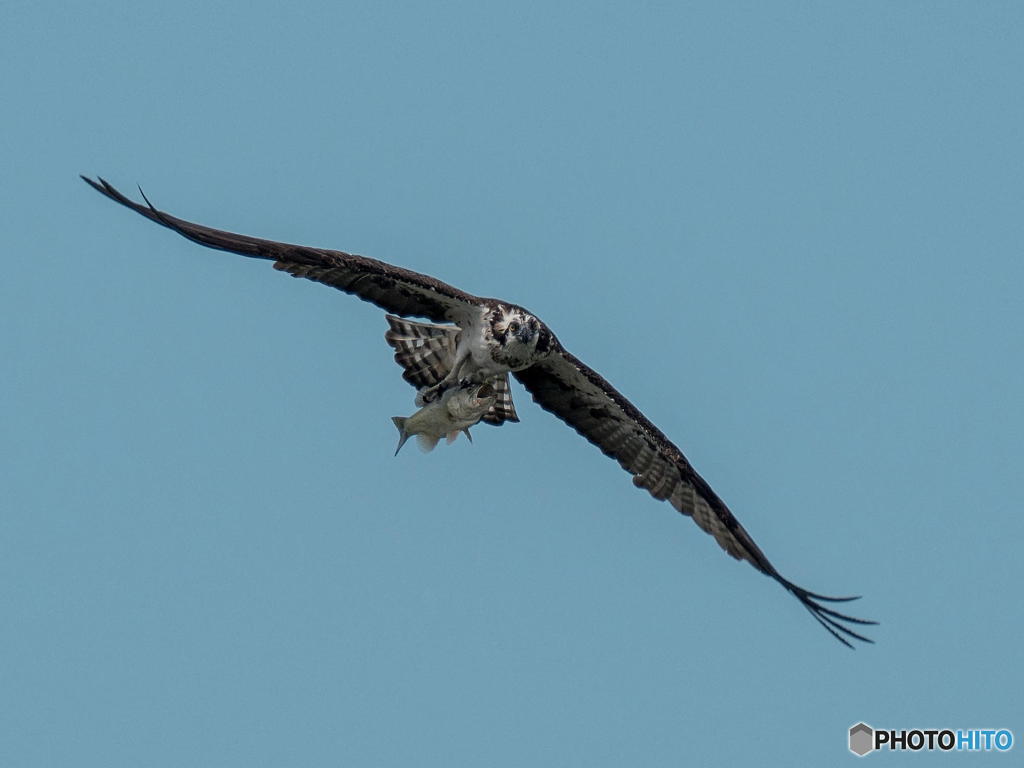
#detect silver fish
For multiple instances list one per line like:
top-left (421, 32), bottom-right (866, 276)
top-left (392, 382), bottom-right (496, 455)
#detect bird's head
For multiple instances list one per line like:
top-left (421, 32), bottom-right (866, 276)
top-left (488, 305), bottom-right (552, 364)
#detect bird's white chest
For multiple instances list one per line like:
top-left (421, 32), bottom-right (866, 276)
top-left (459, 312), bottom-right (508, 378)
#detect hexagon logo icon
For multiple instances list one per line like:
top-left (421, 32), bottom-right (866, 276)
top-left (849, 722), bottom-right (875, 756)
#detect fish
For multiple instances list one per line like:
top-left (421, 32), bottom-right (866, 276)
top-left (392, 382), bottom-right (497, 455)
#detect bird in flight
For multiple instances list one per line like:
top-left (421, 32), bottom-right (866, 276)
top-left (81, 175), bottom-right (876, 647)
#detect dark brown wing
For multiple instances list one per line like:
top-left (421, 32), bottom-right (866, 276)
top-left (514, 344), bottom-right (876, 647)
top-left (81, 176), bottom-right (482, 324)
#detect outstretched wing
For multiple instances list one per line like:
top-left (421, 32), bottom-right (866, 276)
top-left (81, 177), bottom-right (483, 324)
top-left (514, 343), bottom-right (876, 647)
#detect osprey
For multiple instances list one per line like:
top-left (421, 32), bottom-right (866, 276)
top-left (82, 176), bottom-right (876, 647)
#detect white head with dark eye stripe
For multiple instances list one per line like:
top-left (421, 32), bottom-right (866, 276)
top-left (488, 305), bottom-right (552, 366)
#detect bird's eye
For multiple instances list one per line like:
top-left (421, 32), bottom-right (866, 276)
top-left (508, 321), bottom-right (520, 334)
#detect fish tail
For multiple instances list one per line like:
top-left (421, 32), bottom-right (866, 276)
top-left (392, 416), bottom-right (410, 456)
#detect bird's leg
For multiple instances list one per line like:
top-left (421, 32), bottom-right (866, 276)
top-left (419, 347), bottom-right (470, 403)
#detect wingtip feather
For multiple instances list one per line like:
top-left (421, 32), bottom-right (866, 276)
top-left (778, 576), bottom-right (878, 647)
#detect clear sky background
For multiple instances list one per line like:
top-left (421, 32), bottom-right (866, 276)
top-left (3, 2), bottom-right (1022, 766)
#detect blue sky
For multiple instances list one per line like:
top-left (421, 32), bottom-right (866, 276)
top-left (3, 2), bottom-right (1022, 765)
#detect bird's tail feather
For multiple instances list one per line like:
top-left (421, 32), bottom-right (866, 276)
top-left (384, 315), bottom-right (458, 389)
